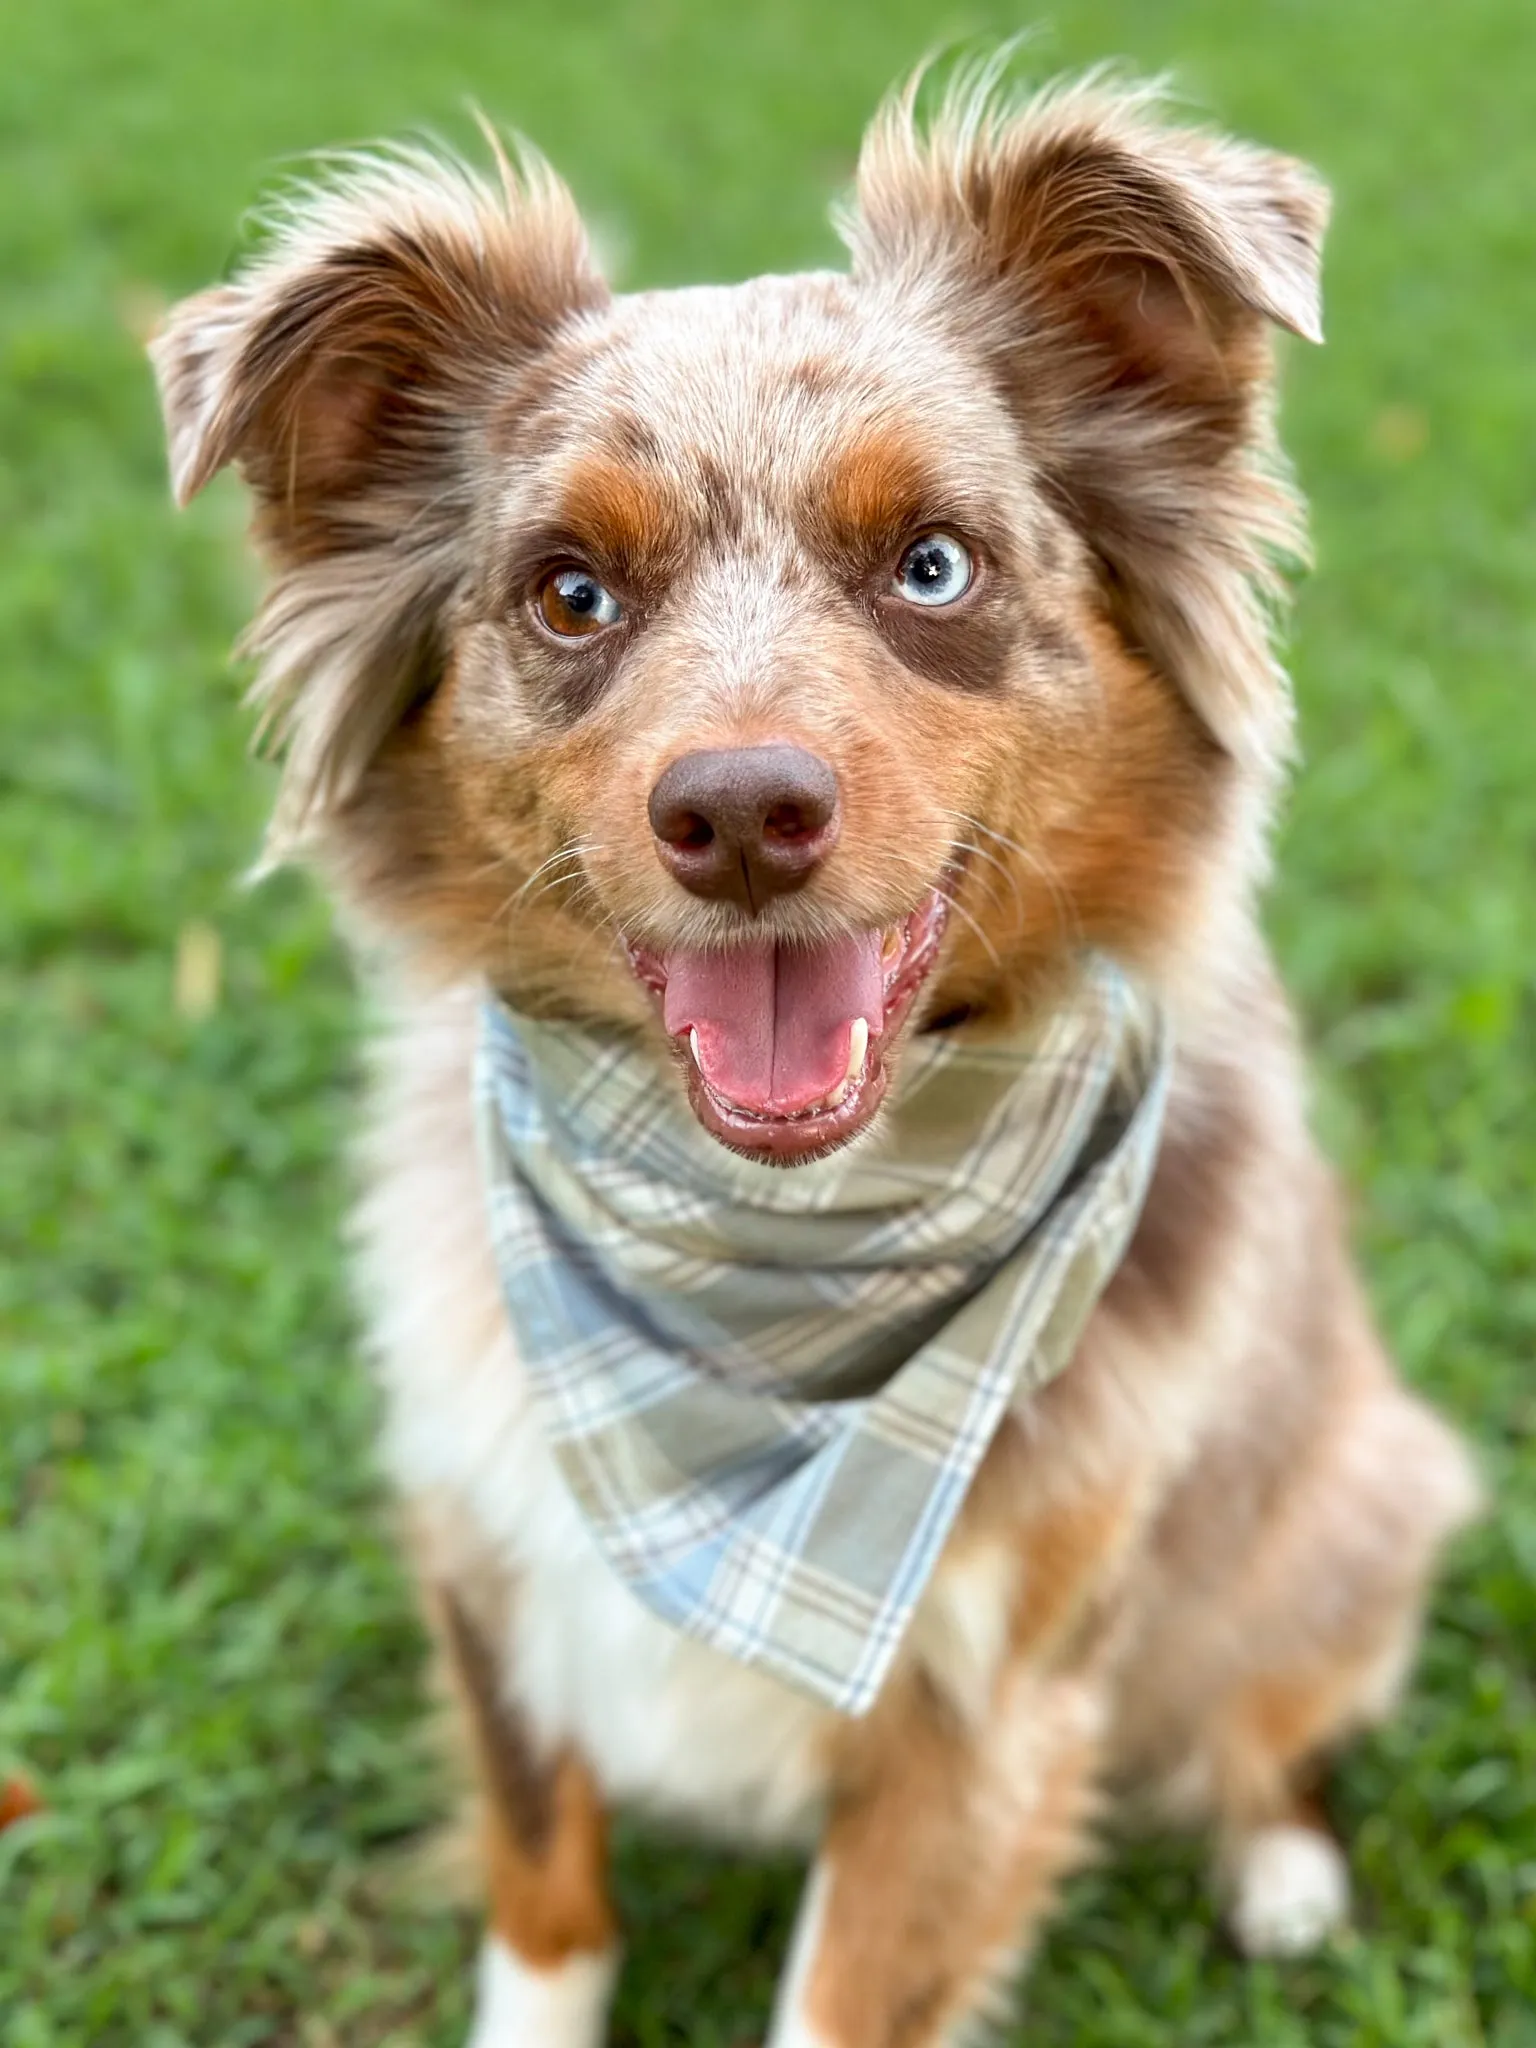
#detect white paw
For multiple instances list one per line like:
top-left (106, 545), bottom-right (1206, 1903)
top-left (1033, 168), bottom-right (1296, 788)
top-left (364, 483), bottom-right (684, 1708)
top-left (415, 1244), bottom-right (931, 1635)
top-left (1227, 1824), bottom-right (1350, 1959)
top-left (465, 1936), bottom-right (619, 2048)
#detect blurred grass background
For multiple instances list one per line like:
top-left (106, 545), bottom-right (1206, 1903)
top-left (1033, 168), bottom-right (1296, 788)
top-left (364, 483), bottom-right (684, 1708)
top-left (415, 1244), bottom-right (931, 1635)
top-left (2, 1), bottom-right (1533, 2042)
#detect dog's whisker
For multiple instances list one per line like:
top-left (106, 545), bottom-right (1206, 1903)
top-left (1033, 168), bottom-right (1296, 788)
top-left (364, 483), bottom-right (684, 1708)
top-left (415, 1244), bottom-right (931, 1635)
top-left (932, 808), bottom-right (1031, 940)
top-left (946, 807), bottom-right (1081, 950)
top-left (465, 849), bottom-right (526, 889)
top-left (937, 808), bottom-right (1024, 891)
top-left (989, 812), bottom-right (1083, 951)
top-left (946, 842), bottom-right (1017, 926)
top-left (945, 834), bottom-right (1025, 928)
top-left (882, 840), bottom-right (1007, 974)
top-left (933, 884), bottom-right (1004, 973)
top-left (953, 814), bottom-right (1032, 863)
top-left (489, 865), bottom-right (573, 926)
top-left (495, 842), bottom-right (598, 923)
top-left (536, 847), bottom-right (623, 934)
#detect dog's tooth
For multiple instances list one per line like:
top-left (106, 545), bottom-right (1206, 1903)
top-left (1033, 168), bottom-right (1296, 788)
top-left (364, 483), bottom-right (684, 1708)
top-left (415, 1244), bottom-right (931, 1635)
top-left (881, 925), bottom-right (903, 966)
top-left (689, 1027), bottom-right (702, 1068)
top-left (845, 1016), bottom-right (869, 1085)
top-left (827, 1019), bottom-right (869, 1108)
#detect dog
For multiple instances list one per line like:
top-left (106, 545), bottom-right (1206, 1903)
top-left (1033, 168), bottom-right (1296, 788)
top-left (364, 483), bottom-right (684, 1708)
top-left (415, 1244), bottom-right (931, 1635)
top-left (151, 65), bottom-right (1480, 2048)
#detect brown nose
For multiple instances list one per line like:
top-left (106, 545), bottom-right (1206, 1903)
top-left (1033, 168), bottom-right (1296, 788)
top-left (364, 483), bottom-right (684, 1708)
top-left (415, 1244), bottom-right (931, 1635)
top-left (648, 743), bottom-right (840, 914)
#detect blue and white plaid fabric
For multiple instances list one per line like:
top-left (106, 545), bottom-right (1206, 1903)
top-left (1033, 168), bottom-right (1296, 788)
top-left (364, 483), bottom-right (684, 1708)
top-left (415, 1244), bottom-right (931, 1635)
top-left (475, 955), bottom-right (1169, 1716)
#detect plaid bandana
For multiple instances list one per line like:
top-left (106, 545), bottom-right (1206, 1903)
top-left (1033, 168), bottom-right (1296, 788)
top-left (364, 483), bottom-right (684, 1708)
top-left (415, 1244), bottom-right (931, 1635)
top-left (475, 955), bottom-right (1169, 1716)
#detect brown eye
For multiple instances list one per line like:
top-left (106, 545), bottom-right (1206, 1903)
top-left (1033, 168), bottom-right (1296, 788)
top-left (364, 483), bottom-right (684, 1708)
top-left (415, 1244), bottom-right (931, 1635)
top-left (536, 566), bottom-right (623, 638)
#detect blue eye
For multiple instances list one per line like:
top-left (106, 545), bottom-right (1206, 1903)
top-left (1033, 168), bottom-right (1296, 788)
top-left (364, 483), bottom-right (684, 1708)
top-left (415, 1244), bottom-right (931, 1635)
top-left (893, 532), bottom-right (972, 608)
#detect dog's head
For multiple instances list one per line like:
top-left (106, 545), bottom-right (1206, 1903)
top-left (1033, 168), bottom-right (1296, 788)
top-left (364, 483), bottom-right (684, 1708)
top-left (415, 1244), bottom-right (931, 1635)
top-left (153, 76), bottom-right (1326, 1162)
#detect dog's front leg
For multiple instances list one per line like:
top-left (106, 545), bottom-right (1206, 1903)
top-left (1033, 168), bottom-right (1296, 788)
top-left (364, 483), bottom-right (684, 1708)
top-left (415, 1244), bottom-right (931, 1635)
top-left (768, 1667), bottom-right (1103, 2048)
top-left (437, 1586), bottom-right (620, 2048)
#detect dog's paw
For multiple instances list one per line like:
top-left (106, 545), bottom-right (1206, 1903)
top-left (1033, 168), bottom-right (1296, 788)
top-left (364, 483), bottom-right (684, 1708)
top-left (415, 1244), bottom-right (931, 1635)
top-left (464, 1938), bottom-right (619, 2048)
top-left (1226, 1824), bottom-right (1350, 1959)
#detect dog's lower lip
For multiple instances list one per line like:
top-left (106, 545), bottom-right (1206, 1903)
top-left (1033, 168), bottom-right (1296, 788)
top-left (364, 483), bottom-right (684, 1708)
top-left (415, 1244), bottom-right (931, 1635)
top-left (690, 1084), bottom-right (886, 1162)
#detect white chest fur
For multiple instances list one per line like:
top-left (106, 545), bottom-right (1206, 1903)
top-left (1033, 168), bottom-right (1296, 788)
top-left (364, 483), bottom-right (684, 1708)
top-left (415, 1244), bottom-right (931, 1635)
top-left (384, 1308), bottom-right (836, 1841)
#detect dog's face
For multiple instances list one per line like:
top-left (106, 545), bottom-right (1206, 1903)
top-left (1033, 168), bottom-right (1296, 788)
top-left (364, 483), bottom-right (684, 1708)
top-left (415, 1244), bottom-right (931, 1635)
top-left (153, 84), bottom-right (1326, 1161)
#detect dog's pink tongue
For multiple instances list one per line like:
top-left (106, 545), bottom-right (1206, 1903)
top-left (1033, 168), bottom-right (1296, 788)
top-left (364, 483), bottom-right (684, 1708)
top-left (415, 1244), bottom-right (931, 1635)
top-left (662, 934), bottom-right (885, 1115)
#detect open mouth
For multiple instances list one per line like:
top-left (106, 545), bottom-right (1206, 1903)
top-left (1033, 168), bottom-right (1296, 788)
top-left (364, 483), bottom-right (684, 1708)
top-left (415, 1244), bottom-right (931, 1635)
top-left (626, 885), bottom-right (952, 1163)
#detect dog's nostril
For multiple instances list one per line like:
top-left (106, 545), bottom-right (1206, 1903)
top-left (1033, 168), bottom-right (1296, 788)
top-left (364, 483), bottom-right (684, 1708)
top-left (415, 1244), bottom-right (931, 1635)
top-left (650, 801), bottom-right (717, 851)
top-left (763, 802), bottom-right (814, 843)
top-left (671, 811), bottom-right (715, 851)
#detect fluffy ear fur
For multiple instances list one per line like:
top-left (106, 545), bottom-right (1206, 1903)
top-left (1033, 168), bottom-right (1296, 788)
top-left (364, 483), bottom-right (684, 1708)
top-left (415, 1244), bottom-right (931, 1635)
top-left (843, 73), bottom-right (1329, 777)
top-left (150, 142), bottom-right (606, 845)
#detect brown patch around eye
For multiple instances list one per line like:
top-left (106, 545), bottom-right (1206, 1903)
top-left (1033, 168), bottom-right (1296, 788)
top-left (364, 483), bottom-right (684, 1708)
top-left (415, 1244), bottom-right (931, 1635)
top-left (872, 588), bottom-right (1017, 694)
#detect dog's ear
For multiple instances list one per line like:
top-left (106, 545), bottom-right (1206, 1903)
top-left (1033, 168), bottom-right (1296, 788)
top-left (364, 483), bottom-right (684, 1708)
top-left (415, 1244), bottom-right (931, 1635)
top-left (151, 143), bottom-right (605, 515)
top-left (843, 76), bottom-right (1329, 774)
top-left (150, 144), bottom-right (606, 841)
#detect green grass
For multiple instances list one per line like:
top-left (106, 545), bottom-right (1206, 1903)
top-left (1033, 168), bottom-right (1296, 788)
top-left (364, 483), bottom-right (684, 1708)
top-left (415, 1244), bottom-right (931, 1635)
top-left (2, 0), bottom-right (1533, 2041)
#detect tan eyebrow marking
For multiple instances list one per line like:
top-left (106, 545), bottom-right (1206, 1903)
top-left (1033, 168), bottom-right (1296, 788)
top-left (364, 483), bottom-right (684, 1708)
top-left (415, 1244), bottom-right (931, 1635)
top-left (814, 424), bottom-right (941, 561)
top-left (556, 455), bottom-right (688, 579)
